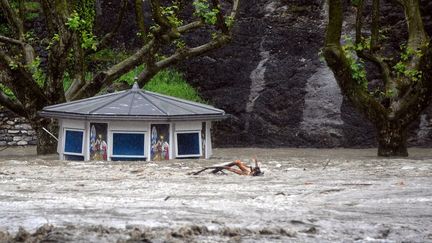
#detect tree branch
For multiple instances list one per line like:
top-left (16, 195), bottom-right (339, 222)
top-left (354, 0), bottom-right (364, 45)
top-left (0, 50), bottom-right (49, 103)
top-left (0, 34), bottom-right (24, 45)
top-left (177, 21), bottom-right (203, 33)
top-left (0, 90), bottom-right (27, 117)
top-left (211, 0), bottom-right (229, 33)
top-left (324, 0), bottom-right (386, 124)
top-left (0, 0), bottom-right (25, 40)
top-left (400, 0), bottom-right (428, 50)
top-left (229, 0), bottom-right (240, 19)
top-left (325, 0), bottom-right (343, 47)
top-left (134, 0), bottom-right (148, 42)
top-left (70, 39), bottom-right (155, 100)
top-left (137, 34), bottom-right (230, 86)
top-left (392, 40), bottom-right (432, 123)
top-left (370, 0), bottom-right (380, 51)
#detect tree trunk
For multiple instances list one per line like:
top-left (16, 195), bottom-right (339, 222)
top-left (32, 119), bottom-right (58, 155)
top-left (377, 122), bottom-right (408, 157)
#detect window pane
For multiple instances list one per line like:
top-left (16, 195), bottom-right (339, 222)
top-left (177, 133), bottom-right (200, 156)
top-left (65, 130), bottom-right (83, 154)
top-left (113, 133), bottom-right (145, 156)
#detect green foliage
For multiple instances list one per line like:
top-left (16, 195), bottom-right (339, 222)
top-left (8, 60), bottom-right (18, 70)
top-left (24, 12), bottom-right (38, 21)
top-left (0, 23), bottom-right (11, 36)
top-left (117, 65), bottom-right (144, 85)
top-left (63, 72), bottom-right (93, 92)
top-left (224, 16), bottom-right (234, 28)
top-left (24, 1), bottom-right (40, 11)
top-left (27, 57), bottom-right (45, 87)
top-left (393, 44), bottom-right (423, 82)
top-left (193, 0), bottom-right (219, 25)
top-left (174, 39), bottom-right (186, 49)
top-left (66, 10), bottom-right (97, 50)
top-left (66, 11), bottom-right (81, 30)
top-left (71, 0), bottom-right (95, 31)
top-left (24, 31), bottom-right (37, 42)
top-left (115, 66), bottom-right (204, 103)
top-left (341, 36), bottom-right (368, 90)
top-left (161, 3), bottom-right (183, 27)
top-left (62, 72), bottom-right (73, 92)
top-left (145, 69), bottom-right (205, 103)
top-left (46, 33), bottom-right (60, 50)
top-left (0, 84), bottom-right (14, 99)
top-left (351, 0), bottom-right (362, 7)
top-left (88, 48), bottom-right (129, 63)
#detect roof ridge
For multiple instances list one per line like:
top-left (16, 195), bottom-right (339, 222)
top-left (88, 90), bottom-right (132, 114)
top-left (127, 92), bottom-right (136, 115)
top-left (137, 90), bottom-right (168, 115)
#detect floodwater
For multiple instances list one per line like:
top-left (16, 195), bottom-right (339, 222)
top-left (0, 147), bottom-right (431, 242)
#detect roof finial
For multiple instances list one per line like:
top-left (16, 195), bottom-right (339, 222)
top-left (132, 81), bottom-right (140, 90)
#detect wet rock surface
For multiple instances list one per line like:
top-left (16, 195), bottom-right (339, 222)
top-left (0, 147), bottom-right (431, 242)
top-left (180, 0), bottom-right (432, 148)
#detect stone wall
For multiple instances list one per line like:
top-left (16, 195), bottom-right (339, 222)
top-left (0, 109), bottom-right (37, 146)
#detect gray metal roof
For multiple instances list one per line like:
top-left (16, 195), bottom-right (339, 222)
top-left (39, 83), bottom-right (226, 121)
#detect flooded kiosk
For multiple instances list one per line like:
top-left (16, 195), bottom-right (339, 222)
top-left (39, 83), bottom-right (225, 161)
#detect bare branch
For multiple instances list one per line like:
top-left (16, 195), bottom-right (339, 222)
top-left (229, 0), bottom-right (239, 19)
top-left (177, 21), bottom-right (203, 33)
top-left (0, 34), bottom-right (24, 46)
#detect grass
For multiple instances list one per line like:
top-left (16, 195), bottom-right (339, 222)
top-left (116, 65), bottom-right (205, 103)
top-left (145, 69), bottom-right (205, 103)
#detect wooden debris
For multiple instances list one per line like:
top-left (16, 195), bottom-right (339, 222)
top-left (192, 158), bottom-right (263, 176)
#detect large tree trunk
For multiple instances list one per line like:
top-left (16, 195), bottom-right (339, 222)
top-left (377, 122), bottom-right (408, 157)
top-left (31, 119), bottom-right (58, 155)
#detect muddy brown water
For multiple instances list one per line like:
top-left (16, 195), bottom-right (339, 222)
top-left (0, 147), bottom-right (431, 242)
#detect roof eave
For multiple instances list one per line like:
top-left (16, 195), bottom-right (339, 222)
top-left (38, 111), bottom-right (228, 121)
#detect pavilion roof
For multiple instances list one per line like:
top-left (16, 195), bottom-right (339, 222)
top-left (39, 83), bottom-right (226, 121)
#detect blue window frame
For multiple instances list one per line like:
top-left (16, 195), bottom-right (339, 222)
top-left (64, 130), bottom-right (84, 154)
top-left (176, 132), bottom-right (201, 157)
top-left (112, 132), bottom-right (145, 157)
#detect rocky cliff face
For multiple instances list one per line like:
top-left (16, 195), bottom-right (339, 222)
top-left (91, 0), bottom-right (432, 148)
top-left (181, 0), bottom-right (432, 148)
